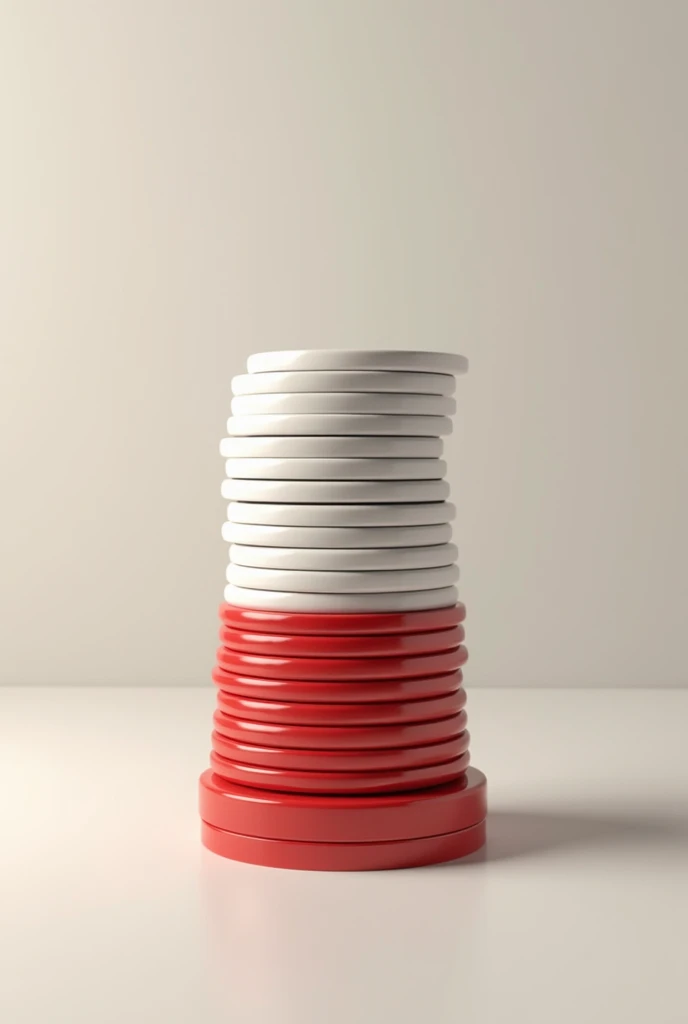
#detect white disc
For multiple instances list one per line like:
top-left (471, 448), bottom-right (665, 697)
top-left (220, 435), bottom-right (443, 458)
top-left (231, 370), bottom-right (456, 396)
top-left (229, 543), bottom-right (458, 571)
top-left (221, 522), bottom-right (453, 548)
top-left (231, 392), bottom-right (455, 416)
top-left (246, 350), bottom-right (468, 375)
top-left (227, 502), bottom-right (456, 527)
top-left (226, 564), bottom-right (460, 593)
top-left (224, 584), bottom-right (459, 613)
top-left (227, 414), bottom-right (452, 437)
top-left (224, 457), bottom-right (446, 481)
top-left (221, 479), bottom-right (450, 504)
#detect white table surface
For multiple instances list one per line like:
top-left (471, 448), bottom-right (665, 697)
top-left (1, 687), bottom-right (686, 1024)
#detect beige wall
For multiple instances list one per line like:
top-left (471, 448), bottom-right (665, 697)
top-left (1, 1), bottom-right (686, 686)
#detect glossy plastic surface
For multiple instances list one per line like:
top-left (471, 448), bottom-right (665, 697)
top-left (218, 623), bottom-right (465, 656)
top-left (224, 457), bottom-right (447, 481)
top-left (215, 688), bottom-right (466, 725)
top-left (219, 602), bottom-right (466, 635)
top-left (211, 666), bottom-right (465, 703)
top-left (220, 435), bottom-right (444, 459)
top-left (245, 349), bottom-right (469, 375)
top-left (227, 501), bottom-right (456, 527)
top-left (221, 478), bottom-right (450, 505)
top-left (215, 646), bottom-right (468, 680)
top-left (224, 584), bottom-right (459, 613)
top-left (227, 414), bottom-right (452, 437)
top-left (227, 543), bottom-right (458, 572)
top-left (221, 522), bottom-right (454, 548)
top-left (230, 369), bottom-right (457, 396)
top-left (231, 392), bottom-right (456, 416)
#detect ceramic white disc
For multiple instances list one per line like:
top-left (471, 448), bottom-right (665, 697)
top-left (227, 414), bottom-right (452, 437)
top-left (231, 370), bottom-right (456, 396)
top-left (231, 392), bottom-right (455, 417)
top-left (227, 502), bottom-right (456, 527)
top-left (221, 479), bottom-right (450, 504)
top-left (224, 457), bottom-right (446, 481)
top-left (221, 522), bottom-right (453, 548)
top-left (224, 584), bottom-right (459, 613)
top-left (226, 564), bottom-right (460, 593)
top-left (228, 543), bottom-right (458, 571)
top-left (220, 436), bottom-right (443, 458)
top-left (246, 350), bottom-right (468, 375)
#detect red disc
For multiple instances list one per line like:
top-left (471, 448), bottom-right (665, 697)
top-left (199, 766), bottom-right (487, 841)
top-left (219, 624), bottom-right (465, 657)
top-left (212, 666), bottom-right (464, 703)
top-left (215, 647), bottom-right (468, 680)
top-left (201, 819), bottom-right (486, 870)
top-left (215, 688), bottom-right (466, 725)
top-left (211, 730), bottom-right (469, 771)
top-left (219, 603), bottom-right (466, 635)
top-left (213, 708), bottom-right (467, 750)
top-left (209, 749), bottom-right (468, 794)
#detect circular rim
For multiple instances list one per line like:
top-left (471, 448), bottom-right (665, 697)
top-left (221, 478), bottom-right (451, 505)
top-left (227, 414), bottom-right (453, 437)
top-left (227, 502), bottom-right (456, 528)
top-left (199, 765), bottom-right (486, 841)
top-left (215, 688), bottom-right (466, 726)
top-left (226, 564), bottom-right (460, 594)
top-left (212, 666), bottom-right (465, 703)
top-left (215, 646), bottom-right (468, 681)
top-left (219, 602), bottom-right (465, 634)
top-left (221, 522), bottom-right (454, 549)
top-left (212, 709), bottom-right (467, 750)
top-left (231, 392), bottom-right (456, 417)
top-left (200, 819), bottom-right (486, 870)
top-left (220, 435), bottom-right (444, 458)
top-left (211, 730), bottom-right (469, 771)
top-left (224, 457), bottom-right (447, 481)
top-left (218, 623), bottom-right (465, 656)
top-left (246, 350), bottom-right (469, 375)
top-left (208, 750), bottom-right (468, 794)
top-left (231, 369), bottom-right (457, 397)
top-left (227, 543), bottom-right (458, 572)
top-left (224, 585), bottom-right (459, 612)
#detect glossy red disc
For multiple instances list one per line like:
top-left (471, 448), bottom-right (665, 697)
top-left (215, 688), bottom-right (466, 725)
top-left (212, 708), bottom-right (467, 750)
top-left (211, 730), bottom-right (469, 771)
top-left (212, 666), bottom-right (464, 703)
top-left (219, 603), bottom-right (466, 635)
top-left (218, 624), bottom-right (465, 657)
top-left (209, 750), bottom-right (468, 794)
top-left (199, 766), bottom-right (487, 841)
top-left (215, 646), bottom-right (468, 681)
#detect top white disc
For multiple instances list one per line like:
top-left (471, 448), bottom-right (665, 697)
top-left (246, 350), bottom-right (468, 375)
top-left (231, 370), bottom-right (456, 396)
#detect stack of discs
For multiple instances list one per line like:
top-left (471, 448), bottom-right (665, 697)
top-left (200, 350), bottom-right (487, 870)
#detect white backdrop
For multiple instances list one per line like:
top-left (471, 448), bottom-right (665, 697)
top-left (1, 1), bottom-right (686, 686)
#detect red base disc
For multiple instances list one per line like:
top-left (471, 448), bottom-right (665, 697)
top-left (212, 731), bottom-right (469, 771)
top-left (209, 749), bottom-right (468, 794)
top-left (215, 688), bottom-right (466, 726)
top-left (212, 708), bottom-right (467, 750)
top-left (215, 646), bottom-right (468, 680)
top-left (219, 603), bottom-right (466, 635)
top-left (201, 818), bottom-right (486, 870)
top-left (199, 766), bottom-right (486, 841)
top-left (212, 666), bottom-right (464, 703)
top-left (219, 624), bottom-right (465, 657)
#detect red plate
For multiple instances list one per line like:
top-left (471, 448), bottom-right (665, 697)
top-left (201, 819), bottom-right (486, 870)
top-left (215, 688), bottom-right (466, 725)
top-left (215, 647), bottom-right (468, 680)
top-left (219, 603), bottom-right (466, 635)
top-left (212, 708), bottom-right (467, 749)
top-left (199, 766), bottom-right (487, 841)
top-left (209, 750), bottom-right (469, 794)
top-left (212, 666), bottom-right (464, 703)
top-left (219, 624), bottom-right (465, 657)
top-left (211, 730), bottom-right (470, 771)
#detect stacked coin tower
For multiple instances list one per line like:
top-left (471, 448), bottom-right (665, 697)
top-left (199, 350), bottom-right (487, 870)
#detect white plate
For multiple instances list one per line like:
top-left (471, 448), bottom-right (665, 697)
top-left (220, 436), bottom-right (443, 458)
top-left (221, 522), bottom-right (453, 548)
top-left (227, 414), bottom-right (452, 437)
top-left (231, 392), bottom-right (455, 417)
top-left (227, 502), bottom-right (456, 527)
top-left (221, 479), bottom-right (450, 504)
top-left (231, 370), bottom-right (456, 396)
top-left (228, 543), bottom-right (458, 571)
top-left (246, 350), bottom-right (468, 375)
top-left (224, 457), bottom-right (446, 481)
top-left (226, 564), bottom-right (460, 593)
top-left (224, 584), bottom-right (459, 612)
